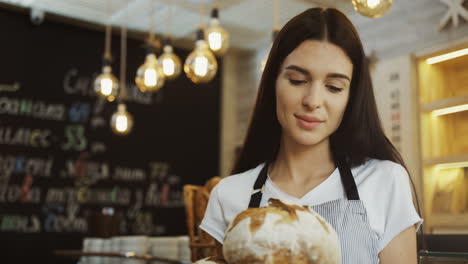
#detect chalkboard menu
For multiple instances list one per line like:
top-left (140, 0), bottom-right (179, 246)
top-left (0, 6), bottom-right (220, 263)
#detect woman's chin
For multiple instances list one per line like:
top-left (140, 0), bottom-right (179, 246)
top-left (288, 133), bottom-right (327, 147)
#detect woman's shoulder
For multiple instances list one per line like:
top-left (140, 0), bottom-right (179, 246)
top-left (353, 158), bottom-right (408, 186)
top-left (357, 158), bottom-right (405, 171)
top-left (208, 163), bottom-right (266, 214)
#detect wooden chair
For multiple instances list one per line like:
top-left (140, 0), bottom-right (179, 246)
top-left (183, 177), bottom-right (222, 262)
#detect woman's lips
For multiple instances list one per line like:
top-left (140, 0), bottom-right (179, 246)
top-left (295, 115), bottom-right (324, 130)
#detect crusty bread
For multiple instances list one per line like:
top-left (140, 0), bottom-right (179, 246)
top-left (223, 198), bottom-right (341, 264)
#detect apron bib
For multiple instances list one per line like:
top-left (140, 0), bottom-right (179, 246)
top-left (247, 159), bottom-right (380, 264)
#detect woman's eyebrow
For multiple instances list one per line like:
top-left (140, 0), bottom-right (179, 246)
top-left (285, 65), bottom-right (310, 77)
top-left (327, 73), bottom-right (351, 81)
top-left (285, 65), bottom-right (350, 81)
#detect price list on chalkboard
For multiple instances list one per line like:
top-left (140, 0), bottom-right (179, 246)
top-left (0, 59), bottom-right (197, 234)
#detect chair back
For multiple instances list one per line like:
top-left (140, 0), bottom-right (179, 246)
top-left (183, 177), bottom-right (221, 262)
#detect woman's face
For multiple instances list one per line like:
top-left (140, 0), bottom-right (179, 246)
top-left (275, 40), bottom-right (353, 147)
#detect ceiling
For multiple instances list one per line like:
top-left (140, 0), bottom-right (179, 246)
top-left (3, 0), bottom-right (466, 59)
top-left (0, 0), bottom-right (354, 50)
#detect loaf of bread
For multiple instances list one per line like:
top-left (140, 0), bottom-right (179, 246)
top-left (222, 198), bottom-right (341, 264)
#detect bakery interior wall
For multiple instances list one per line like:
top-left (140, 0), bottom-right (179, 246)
top-left (0, 3), bottom-right (224, 263)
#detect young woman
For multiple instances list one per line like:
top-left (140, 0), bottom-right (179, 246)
top-left (200, 7), bottom-right (422, 263)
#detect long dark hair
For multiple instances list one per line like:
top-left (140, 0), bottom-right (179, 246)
top-left (232, 7), bottom-right (405, 174)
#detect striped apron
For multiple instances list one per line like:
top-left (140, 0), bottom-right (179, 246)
top-left (248, 159), bottom-right (380, 264)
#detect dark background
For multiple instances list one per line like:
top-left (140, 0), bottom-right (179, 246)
top-left (0, 5), bottom-right (221, 264)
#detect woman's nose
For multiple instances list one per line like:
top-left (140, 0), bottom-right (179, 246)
top-left (301, 82), bottom-right (323, 110)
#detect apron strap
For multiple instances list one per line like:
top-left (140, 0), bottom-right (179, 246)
top-left (248, 158), bottom-right (360, 208)
top-left (248, 162), bottom-right (269, 208)
top-left (337, 158), bottom-right (360, 200)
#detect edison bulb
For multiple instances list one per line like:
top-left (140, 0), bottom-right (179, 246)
top-left (135, 53), bottom-right (165, 92)
top-left (184, 40), bottom-right (218, 83)
top-left (352, 0), bottom-right (393, 18)
top-left (94, 66), bottom-right (119, 102)
top-left (205, 18), bottom-right (229, 56)
top-left (111, 103), bottom-right (133, 135)
top-left (158, 45), bottom-right (182, 80)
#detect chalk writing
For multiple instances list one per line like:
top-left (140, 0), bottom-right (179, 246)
top-left (64, 159), bottom-right (109, 182)
top-left (127, 190), bottom-right (143, 219)
top-left (0, 97), bottom-right (65, 121)
top-left (113, 167), bottom-right (146, 181)
top-left (133, 211), bottom-right (156, 234)
top-left (0, 155), bottom-right (53, 177)
top-left (90, 141), bottom-right (106, 153)
top-left (62, 125), bottom-right (87, 151)
top-left (63, 68), bottom-right (152, 105)
top-left (45, 187), bottom-right (131, 205)
top-left (145, 183), bottom-right (160, 207)
top-left (0, 184), bottom-right (41, 203)
top-left (149, 162), bottom-right (169, 181)
top-left (68, 103), bottom-right (91, 123)
top-left (42, 204), bottom-right (87, 233)
top-left (0, 127), bottom-right (51, 148)
top-left (0, 82), bottom-right (20, 92)
top-left (0, 214), bottom-right (41, 232)
top-left (90, 116), bottom-right (106, 128)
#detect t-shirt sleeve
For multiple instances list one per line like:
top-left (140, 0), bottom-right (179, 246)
top-left (199, 183), bottom-right (227, 244)
top-left (378, 164), bottom-right (423, 252)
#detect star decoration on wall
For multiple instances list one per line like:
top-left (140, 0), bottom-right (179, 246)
top-left (438, 0), bottom-right (468, 30)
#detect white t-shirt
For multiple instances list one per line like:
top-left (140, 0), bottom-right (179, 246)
top-left (200, 158), bottom-right (423, 252)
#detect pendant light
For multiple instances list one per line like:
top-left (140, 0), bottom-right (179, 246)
top-left (205, 1), bottom-right (229, 56)
top-left (135, 0), bottom-right (165, 92)
top-left (94, 0), bottom-right (119, 102)
top-left (184, 3), bottom-right (217, 83)
top-left (351, 0), bottom-right (393, 18)
top-left (184, 28), bottom-right (218, 83)
top-left (159, 38), bottom-right (182, 80)
top-left (111, 103), bottom-right (133, 135)
top-left (158, 1), bottom-right (182, 80)
top-left (111, 14), bottom-right (133, 136)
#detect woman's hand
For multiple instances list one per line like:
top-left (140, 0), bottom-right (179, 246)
top-left (379, 225), bottom-right (418, 264)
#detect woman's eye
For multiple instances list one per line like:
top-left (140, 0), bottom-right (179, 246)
top-left (288, 79), bottom-right (307, 85)
top-left (327, 85), bottom-right (344, 93)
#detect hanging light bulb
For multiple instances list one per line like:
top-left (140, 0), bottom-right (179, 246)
top-left (352, 0), bottom-right (393, 18)
top-left (111, 103), bottom-right (133, 135)
top-left (205, 8), bottom-right (229, 56)
top-left (184, 29), bottom-right (218, 83)
top-left (135, 0), bottom-right (165, 92)
top-left (135, 49), bottom-right (165, 92)
top-left (94, 64), bottom-right (119, 102)
top-left (112, 6), bottom-right (134, 136)
top-left (94, 2), bottom-right (118, 102)
top-left (158, 38), bottom-right (182, 80)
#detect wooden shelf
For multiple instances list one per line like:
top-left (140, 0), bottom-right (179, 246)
top-left (417, 45), bottom-right (468, 234)
top-left (429, 214), bottom-right (468, 227)
top-left (423, 153), bottom-right (468, 166)
top-left (421, 95), bottom-right (468, 112)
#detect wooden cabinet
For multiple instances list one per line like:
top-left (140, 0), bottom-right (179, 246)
top-left (417, 45), bottom-right (468, 233)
